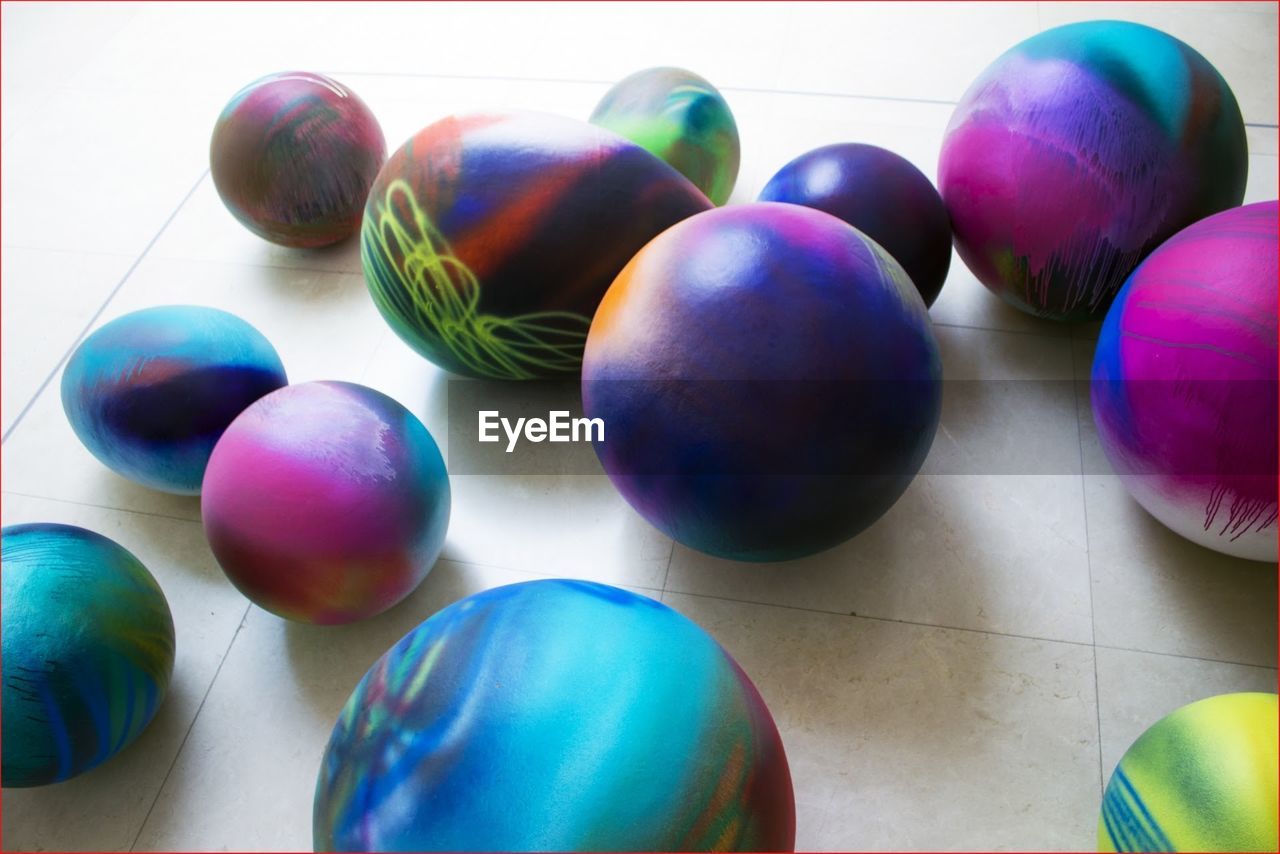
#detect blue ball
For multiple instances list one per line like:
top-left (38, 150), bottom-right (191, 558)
top-left (61, 305), bottom-right (287, 494)
top-left (2, 523), bottom-right (175, 787)
top-left (313, 579), bottom-right (796, 851)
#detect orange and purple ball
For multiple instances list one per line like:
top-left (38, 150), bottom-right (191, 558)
top-left (759, 143), bottom-right (952, 307)
top-left (1091, 201), bottom-right (1278, 562)
top-left (314, 579), bottom-right (795, 852)
top-left (211, 71), bottom-right (386, 248)
top-left (61, 305), bottom-right (288, 495)
top-left (361, 111), bottom-right (712, 379)
top-left (939, 21), bottom-right (1247, 321)
top-left (583, 203), bottom-right (942, 562)
top-left (201, 381), bottom-right (450, 624)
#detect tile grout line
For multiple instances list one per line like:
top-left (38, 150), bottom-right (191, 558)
top-left (1, 489), bottom-right (200, 525)
top-left (664, 587), bottom-right (1099, 649)
top-left (128, 601), bottom-right (252, 853)
top-left (1, 169), bottom-right (210, 446)
top-left (660, 540), bottom-right (676, 593)
top-left (1071, 336), bottom-right (1107, 796)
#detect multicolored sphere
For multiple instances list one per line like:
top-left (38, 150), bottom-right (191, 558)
top-left (758, 143), bottom-right (952, 307)
top-left (1091, 201), bottom-right (1278, 562)
top-left (939, 21), bottom-right (1247, 321)
top-left (313, 579), bottom-right (795, 852)
top-left (361, 111), bottom-right (713, 380)
top-left (61, 305), bottom-right (288, 495)
top-left (1100, 692), bottom-right (1278, 852)
top-left (582, 203), bottom-right (942, 562)
top-left (211, 71), bottom-right (386, 247)
top-left (2, 524), bottom-right (175, 788)
top-left (590, 67), bottom-right (741, 206)
top-left (201, 381), bottom-right (450, 624)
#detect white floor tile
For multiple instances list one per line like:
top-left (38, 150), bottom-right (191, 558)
top-left (0, 493), bottom-right (249, 852)
top-left (664, 592), bottom-right (1100, 851)
top-left (0, 248), bottom-right (133, 434)
top-left (1083, 473), bottom-right (1278, 667)
top-left (0, 88), bottom-right (208, 256)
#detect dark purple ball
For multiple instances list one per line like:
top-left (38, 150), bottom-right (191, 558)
top-left (758, 144), bottom-right (952, 307)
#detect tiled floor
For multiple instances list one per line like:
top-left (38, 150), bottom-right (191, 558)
top-left (2, 2), bottom-right (1276, 851)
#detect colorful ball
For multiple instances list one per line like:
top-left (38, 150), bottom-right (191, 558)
top-left (758, 143), bottom-right (952, 307)
top-left (1100, 692), bottom-right (1278, 852)
top-left (211, 71), bottom-right (386, 247)
top-left (1, 523), bottom-right (175, 788)
top-left (61, 305), bottom-right (288, 495)
top-left (361, 111), bottom-right (712, 379)
top-left (582, 203), bottom-right (942, 562)
top-left (590, 67), bottom-right (741, 206)
top-left (1091, 201), bottom-right (1277, 562)
top-left (313, 579), bottom-right (795, 852)
top-left (939, 21), bottom-right (1247, 321)
top-left (201, 381), bottom-right (450, 624)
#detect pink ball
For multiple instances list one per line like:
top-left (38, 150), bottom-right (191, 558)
top-left (202, 381), bottom-right (450, 623)
top-left (1091, 201), bottom-right (1277, 561)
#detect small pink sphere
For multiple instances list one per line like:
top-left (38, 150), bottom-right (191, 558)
top-left (202, 381), bottom-right (450, 624)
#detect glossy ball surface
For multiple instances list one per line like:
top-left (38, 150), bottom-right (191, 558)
top-left (759, 143), bottom-right (952, 306)
top-left (202, 381), bottom-right (450, 624)
top-left (211, 71), bottom-right (386, 247)
top-left (582, 203), bottom-right (942, 562)
top-left (2, 523), bottom-right (175, 788)
top-left (314, 579), bottom-right (795, 852)
top-left (939, 21), bottom-right (1247, 320)
top-left (1091, 201), bottom-right (1277, 562)
top-left (61, 305), bottom-right (288, 494)
top-left (362, 111), bottom-right (712, 379)
top-left (1100, 692), bottom-right (1277, 852)
top-left (590, 67), bottom-right (741, 205)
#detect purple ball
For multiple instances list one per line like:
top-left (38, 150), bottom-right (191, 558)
top-left (583, 203), bottom-right (941, 562)
top-left (939, 21), bottom-right (1247, 321)
top-left (1091, 201), bottom-right (1277, 562)
top-left (758, 144), bottom-right (952, 307)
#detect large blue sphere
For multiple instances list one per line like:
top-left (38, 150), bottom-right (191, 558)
top-left (61, 305), bottom-right (287, 494)
top-left (313, 579), bottom-right (796, 852)
top-left (2, 523), bottom-right (175, 787)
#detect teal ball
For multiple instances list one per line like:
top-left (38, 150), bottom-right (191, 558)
top-left (2, 524), bottom-right (175, 787)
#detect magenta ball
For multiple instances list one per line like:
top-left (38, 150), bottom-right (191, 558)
top-left (939, 21), bottom-right (1247, 321)
top-left (758, 144), bottom-right (952, 307)
top-left (201, 381), bottom-right (450, 623)
top-left (210, 71), bottom-right (386, 248)
top-left (1091, 201), bottom-right (1278, 562)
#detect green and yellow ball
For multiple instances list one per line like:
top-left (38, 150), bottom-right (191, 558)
top-left (590, 67), bottom-right (740, 206)
top-left (1100, 692), bottom-right (1277, 852)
